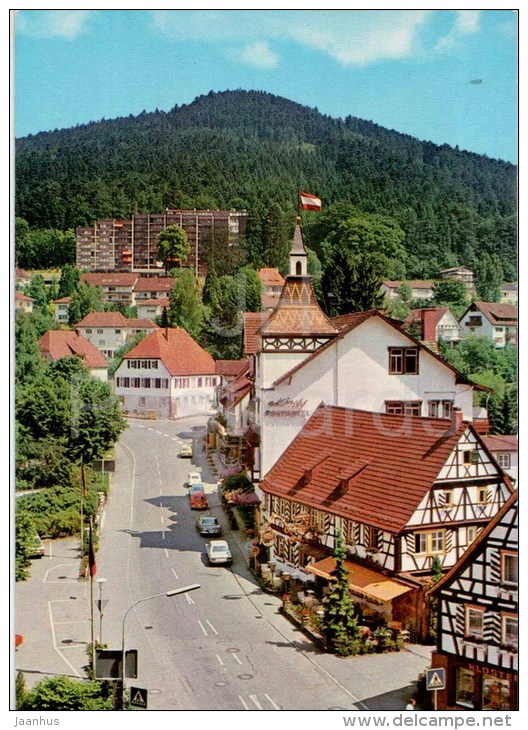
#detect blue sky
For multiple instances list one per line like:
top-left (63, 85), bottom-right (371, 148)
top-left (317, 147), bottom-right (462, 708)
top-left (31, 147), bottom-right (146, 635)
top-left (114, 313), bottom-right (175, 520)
top-left (14, 7), bottom-right (519, 163)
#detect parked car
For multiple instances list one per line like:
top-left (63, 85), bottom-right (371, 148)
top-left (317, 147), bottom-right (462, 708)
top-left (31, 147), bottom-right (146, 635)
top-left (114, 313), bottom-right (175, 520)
top-left (190, 491), bottom-right (208, 510)
top-left (196, 515), bottom-right (221, 536)
top-left (179, 443), bottom-right (193, 458)
top-left (187, 471), bottom-right (202, 486)
top-left (29, 534), bottom-right (45, 558)
top-left (205, 539), bottom-right (232, 565)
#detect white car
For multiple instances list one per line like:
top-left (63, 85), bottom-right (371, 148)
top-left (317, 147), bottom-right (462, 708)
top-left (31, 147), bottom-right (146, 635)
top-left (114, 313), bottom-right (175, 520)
top-left (205, 539), bottom-right (232, 565)
top-left (187, 471), bottom-right (201, 486)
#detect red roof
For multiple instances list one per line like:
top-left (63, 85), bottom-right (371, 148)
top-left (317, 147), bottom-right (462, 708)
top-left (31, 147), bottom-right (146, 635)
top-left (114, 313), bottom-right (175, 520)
top-left (54, 296), bottom-right (72, 304)
top-left (77, 311), bottom-right (128, 328)
top-left (122, 328), bottom-right (215, 376)
top-left (38, 331), bottom-right (109, 369)
top-left (15, 291), bottom-right (35, 302)
top-left (126, 318), bottom-right (159, 330)
top-left (482, 435), bottom-right (518, 452)
top-left (468, 302), bottom-right (518, 326)
top-left (134, 277), bottom-right (175, 293)
top-left (404, 307), bottom-right (448, 328)
top-left (383, 280), bottom-right (435, 290)
top-left (137, 297), bottom-right (170, 307)
top-left (258, 268), bottom-right (285, 287)
top-left (260, 405), bottom-right (470, 533)
top-left (80, 273), bottom-right (138, 287)
top-left (243, 312), bottom-right (269, 354)
top-left (215, 359), bottom-right (248, 378)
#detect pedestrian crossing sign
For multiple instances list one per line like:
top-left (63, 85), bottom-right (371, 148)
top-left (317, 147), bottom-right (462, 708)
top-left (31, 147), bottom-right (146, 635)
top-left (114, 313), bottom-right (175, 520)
top-left (426, 668), bottom-right (446, 691)
top-left (130, 686), bottom-right (148, 709)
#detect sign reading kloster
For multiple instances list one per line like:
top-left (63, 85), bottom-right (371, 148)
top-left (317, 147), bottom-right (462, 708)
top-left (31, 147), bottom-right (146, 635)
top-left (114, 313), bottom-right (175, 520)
top-left (265, 397), bottom-right (309, 417)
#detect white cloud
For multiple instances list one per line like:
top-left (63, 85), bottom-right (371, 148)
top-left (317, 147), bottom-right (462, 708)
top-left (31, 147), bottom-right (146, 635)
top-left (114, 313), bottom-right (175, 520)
top-left (236, 41), bottom-right (278, 69)
top-left (435, 10), bottom-right (481, 52)
top-left (16, 10), bottom-right (93, 40)
top-left (148, 9), bottom-right (433, 67)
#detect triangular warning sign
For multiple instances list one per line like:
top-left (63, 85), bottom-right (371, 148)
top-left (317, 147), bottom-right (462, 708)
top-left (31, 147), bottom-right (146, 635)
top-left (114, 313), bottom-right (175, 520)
top-left (130, 687), bottom-right (147, 708)
top-left (428, 672), bottom-right (444, 688)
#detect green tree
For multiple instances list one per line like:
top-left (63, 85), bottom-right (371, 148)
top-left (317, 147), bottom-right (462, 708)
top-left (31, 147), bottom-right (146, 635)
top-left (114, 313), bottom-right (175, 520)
top-left (156, 225), bottom-right (191, 274)
top-left (68, 281), bottom-right (103, 325)
top-left (475, 253), bottom-right (504, 302)
top-left (15, 509), bottom-right (38, 581)
top-left (432, 278), bottom-right (468, 317)
top-left (200, 275), bottom-right (244, 359)
top-left (204, 227), bottom-right (246, 277)
top-left (15, 217), bottom-right (33, 268)
top-left (15, 311), bottom-right (44, 382)
top-left (19, 676), bottom-right (112, 710)
top-left (58, 264), bottom-right (81, 298)
top-left (237, 265), bottom-right (262, 312)
top-left (168, 269), bottom-right (205, 338)
top-left (108, 332), bottom-right (146, 377)
top-left (322, 534), bottom-right (359, 655)
top-left (321, 250), bottom-right (385, 316)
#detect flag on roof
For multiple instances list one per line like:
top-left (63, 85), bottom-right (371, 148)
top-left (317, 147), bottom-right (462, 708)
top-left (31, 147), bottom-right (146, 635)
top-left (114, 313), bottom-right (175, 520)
top-left (300, 192), bottom-right (322, 211)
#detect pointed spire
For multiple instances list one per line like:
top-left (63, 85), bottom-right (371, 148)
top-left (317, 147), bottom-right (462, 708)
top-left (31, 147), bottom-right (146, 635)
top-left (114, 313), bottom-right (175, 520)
top-left (289, 216), bottom-right (308, 277)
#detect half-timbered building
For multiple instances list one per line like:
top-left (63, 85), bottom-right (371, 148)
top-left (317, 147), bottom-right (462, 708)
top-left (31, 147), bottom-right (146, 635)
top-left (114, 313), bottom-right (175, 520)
top-left (428, 491), bottom-right (518, 711)
top-left (248, 220), bottom-right (488, 482)
top-left (258, 405), bottom-right (514, 639)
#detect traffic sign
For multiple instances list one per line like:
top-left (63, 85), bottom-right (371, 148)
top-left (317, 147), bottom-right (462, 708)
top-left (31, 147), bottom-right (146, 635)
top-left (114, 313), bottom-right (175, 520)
top-left (426, 668), bottom-right (446, 691)
top-left (94, 649), bottom-right (138, 679)
top-left (130, 686), bottom-right (148, 709)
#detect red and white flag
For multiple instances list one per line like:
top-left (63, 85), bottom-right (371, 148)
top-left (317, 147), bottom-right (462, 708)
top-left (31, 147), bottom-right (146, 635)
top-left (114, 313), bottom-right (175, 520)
top-left (300, 192), bottom-right (322, 211)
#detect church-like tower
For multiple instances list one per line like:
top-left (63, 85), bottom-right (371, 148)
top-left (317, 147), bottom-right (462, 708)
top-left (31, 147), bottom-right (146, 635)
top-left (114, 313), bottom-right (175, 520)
top-left (259, 218), bottom-right (338, 353)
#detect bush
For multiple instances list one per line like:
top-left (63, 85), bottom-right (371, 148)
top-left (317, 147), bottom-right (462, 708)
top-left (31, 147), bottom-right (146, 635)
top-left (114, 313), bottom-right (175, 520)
top-left (19, 675), bottom-right (113, 710)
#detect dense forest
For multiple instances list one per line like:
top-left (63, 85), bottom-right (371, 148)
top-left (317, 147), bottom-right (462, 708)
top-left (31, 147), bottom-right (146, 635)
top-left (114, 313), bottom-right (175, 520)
top-left (15, 89), bottom-right (517, 280)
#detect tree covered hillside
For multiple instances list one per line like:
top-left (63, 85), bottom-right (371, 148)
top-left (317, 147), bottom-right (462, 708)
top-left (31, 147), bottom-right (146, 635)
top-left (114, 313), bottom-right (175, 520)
top-left (15, 89), bottom-right (517, 279)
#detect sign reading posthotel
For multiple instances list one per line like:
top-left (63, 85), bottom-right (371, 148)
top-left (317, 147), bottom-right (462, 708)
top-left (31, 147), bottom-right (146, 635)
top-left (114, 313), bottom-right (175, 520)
top-left (265, 397), bottom-right (309, 418)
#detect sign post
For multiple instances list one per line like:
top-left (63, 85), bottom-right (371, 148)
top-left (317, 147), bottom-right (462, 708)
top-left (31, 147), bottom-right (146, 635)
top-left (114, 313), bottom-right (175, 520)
top-left (426, 668), bottom-right (446, 711)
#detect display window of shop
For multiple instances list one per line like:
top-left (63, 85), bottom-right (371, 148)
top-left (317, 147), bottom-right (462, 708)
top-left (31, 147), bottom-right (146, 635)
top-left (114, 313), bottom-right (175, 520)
top-left (455, 667), bottom-right (475, 709)
top-left (482, 675), bottom-right (511, 711)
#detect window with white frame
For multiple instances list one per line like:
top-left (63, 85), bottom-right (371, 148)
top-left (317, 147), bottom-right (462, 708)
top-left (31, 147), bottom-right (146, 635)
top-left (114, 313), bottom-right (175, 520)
top-left (415, 530), bottom-right (445, 555)
top-left (428, 400), bottom-right (454, 418)
top-left (465, 605), bottom-right (485, 639)
top-left (496, 453), bottom-right (511, 469)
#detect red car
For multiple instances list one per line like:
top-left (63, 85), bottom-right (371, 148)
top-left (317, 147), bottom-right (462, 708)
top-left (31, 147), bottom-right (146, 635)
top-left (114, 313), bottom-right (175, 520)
top-left (189, 485), bottom-right (208, 510)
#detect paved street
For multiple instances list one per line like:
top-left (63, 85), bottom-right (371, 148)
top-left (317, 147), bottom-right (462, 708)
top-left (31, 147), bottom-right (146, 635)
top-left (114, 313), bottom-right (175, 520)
top-left (14, 414), bottom-right (433, 711)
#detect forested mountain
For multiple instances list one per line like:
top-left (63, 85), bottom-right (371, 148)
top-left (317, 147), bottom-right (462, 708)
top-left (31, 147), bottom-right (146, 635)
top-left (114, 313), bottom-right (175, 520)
top-left (15, 89), bottom-right (517, 279)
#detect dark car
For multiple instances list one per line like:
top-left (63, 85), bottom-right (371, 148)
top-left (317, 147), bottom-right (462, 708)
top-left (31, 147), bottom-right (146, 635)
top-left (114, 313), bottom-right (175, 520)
top-left (196, 515), bottom-right (221, 536)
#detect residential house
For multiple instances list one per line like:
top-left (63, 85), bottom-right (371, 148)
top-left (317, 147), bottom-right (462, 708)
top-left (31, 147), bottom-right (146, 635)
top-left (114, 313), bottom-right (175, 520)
top-left (259, 404), bottom-right (514, 639)
top-left (404, 307), bottom-right (461, 347)
top-left (15, 291), bottom-right (35, 314)
top-left (53, 296), bottom-right (72, 324)
top-left (438, 267), bottom-right (475, 294)
top-left (80, 272), bottom-right (139, 308)
top-left (213, 364), bottom-right (253, 466)
top-left (113, 327), bottom-right (219, 418)
top-left (258, 267), bottom-right (285, 311)
top-left (15, 268), bottom-right (31, 289)
top-left (380, 280), bottom-right (435, 301)
top-left (38, 330), bottom-right (109, 382)
top-left (133, 276), bottom-right (175, 302)
top-left (242, 311), bottom-right (269, 357)
top-left (136, 297), bottom-right (170, 322)
top-left (481, 435), bottom-right (517, 484)
top-left (428, 491), bottom-right (518, 710)
top-left (76, 311), bottom-right (157, 360)
top-left (500, 283), bottom-right (517, 307)
top-left (458, 302), bottom-right (518, 348)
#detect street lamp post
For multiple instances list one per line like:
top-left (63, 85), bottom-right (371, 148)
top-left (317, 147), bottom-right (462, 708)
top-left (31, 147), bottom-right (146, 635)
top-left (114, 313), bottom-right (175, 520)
top-left (120, 584), bottom-right (200, 710)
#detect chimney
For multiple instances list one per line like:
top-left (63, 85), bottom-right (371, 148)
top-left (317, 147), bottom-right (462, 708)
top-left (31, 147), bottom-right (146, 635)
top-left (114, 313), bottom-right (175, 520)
top-left (452, 407), bottom-right (464, 430)
top-left (421, 309), bottom-right (438, 342)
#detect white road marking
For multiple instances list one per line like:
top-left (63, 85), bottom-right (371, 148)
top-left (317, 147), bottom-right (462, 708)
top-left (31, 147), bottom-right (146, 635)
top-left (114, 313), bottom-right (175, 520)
top-left (171, 568), bottom-right (178, 580)
top-left (238, 696), bottom-right (250, 710)
top-left (48, 602), bottom-right (82, 677)
top-left (148, 427), bottom-right (155, 431)
top-left (249, 695), bottom-right (263, 710)
top-left (232, 653), bottom-right (243, 665)
top-left (265, 694), bottom-right (280, 710)
top-left (164, 549), bottom-right (170, 559)
top-left (216, 654), bottom-right (224, 666)
top-left (198, 620), bottom-right (208, 636)
top-left (206, 620), bottom-right (218, 635)
top-left (185, 592), bottom-right (194, 605)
